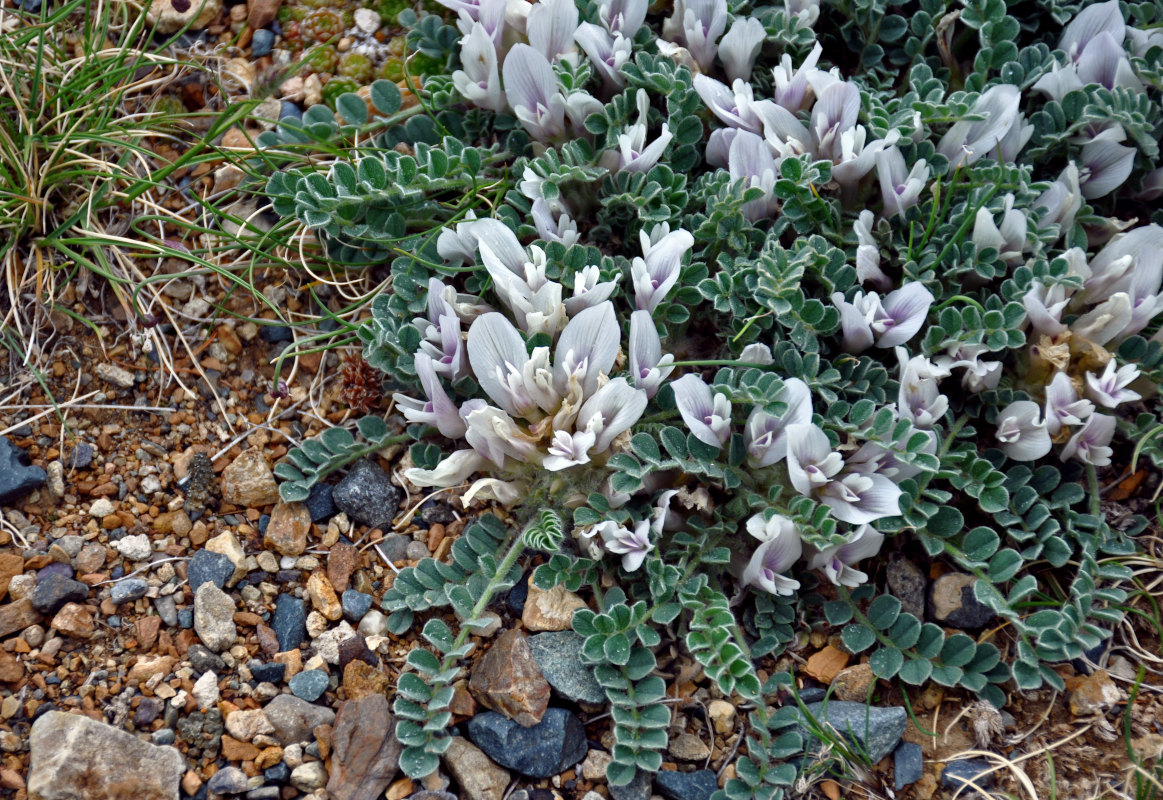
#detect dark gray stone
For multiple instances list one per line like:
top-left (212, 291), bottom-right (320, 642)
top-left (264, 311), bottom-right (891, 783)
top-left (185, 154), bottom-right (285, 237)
top-left (155, 594), bottom-right (178, 627)
top-left (110, 577), bottom-right (148, 605)
top-left (36, 562), bottom-right (73, 581)
top-left (341, 590), bottom-right (373, 622)
top-left (67, 442), bottom-right (96, 470)
top-left (894, 742), bottom-right (924, 790)
top-left (188, 549), bottom-right (235, 590)
top-left (305, 482), bottom-right (337, 522)
top-left (378, 533), bottom-right (411, 563)
top-left (419, 499), bottom-right (455, 526)
top-left (271, 593), bottom-right (307, 652)
top-left (289, 669), bottom-right (329, 702)
top-left (609, 767), bottom-right (652, 800)
top-left (940, 758), bottom-right (994, 791)
top-left (150, 728), bottom-right (175, 746)
top-left (886, 555), bottom-right (926, 620)
top-left (527, 632), bottom-right (605, 707)
top-left (332, 460), bottom-right (402, 530)
top-left (134, 697), bottom-right (162, 728)
top-left (259, 325), bottom-right (293, 344)
top-left (188, 644), bottom-right (226, 675)
top-left (655, 769), bottom-right (718, 800)
top-left (207, 765), bottom-right (249, 794)
top-left (506, 571), bottom-right (530, 616)
top-left (796, 701), bottom-right (906, 764)
top-left (465, 708), bottom-right (586, 778)
top-left (929, 573), bottom-right (996, 629)
top-left (0, 436), bottom-right (47, 505)
top-left (30, 573), bottom-right (88, 615)
top-left (251, 661), bottom-right (286, 684)
top-left (264, 762), bottom-right (290, 784)
top-left (251, 28), bottom-right (275, 57)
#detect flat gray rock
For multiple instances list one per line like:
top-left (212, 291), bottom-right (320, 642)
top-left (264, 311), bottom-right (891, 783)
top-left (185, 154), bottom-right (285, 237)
top-left (795, 701), bottom-right (906, 764)
top-left (527, 631), bottom-right (605, 708)
top-left (28, 710), bottom-right (184, 800)
top-left (264, 694), bottom-right (337, 745)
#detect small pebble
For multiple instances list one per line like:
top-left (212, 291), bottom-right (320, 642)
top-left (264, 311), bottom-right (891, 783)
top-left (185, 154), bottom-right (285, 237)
top-left (251, 28), bottom-right (275, 57)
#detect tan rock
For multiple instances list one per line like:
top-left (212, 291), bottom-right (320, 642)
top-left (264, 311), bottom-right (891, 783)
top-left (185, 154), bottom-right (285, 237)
top-left (832, 663), bottom-right (876, 701)
top-left (306, 573), bottom-right (343, 621)
top-left (128, 655), bottom-right (175, 685)
top-left (468, 629), bottom-right (550, 727)
top-left (1069, 669), bottom-right (1122, 716)
top-left (0, 598), bottom-right (41, 638)
top-left (668, 732), bottom-right (711, 762)
top-left (221, 734), bottom-right (261, 762)
top-left (342, 660), bottom-right (392, 701)
top-left (522, 583), bottom-right (586, 632)
top-left (206, 530), bottom-right (247, 586)
top-left (265, 501), bottom-right (311, 556)
top-left (442, 737), bottom-right (509, 800)
top-left (181, 771), bottom-right (202, 797)
top-left (0, 554), bottom-right (23, 602)
top-left (804, 645), bottom-right (850, 685)
top-left (0, 649), bottom-right (24, 683)
top-left (221, 447), bottom-right (280, 508)
top-left (51, 603), bottom-right (94, 639)
top-left (137, 616), bottom-right (162, 650)
top-left (327, 542), bottom-right (360, 594)
top-left (145, 0), bottom-right (222, 34)
top-left (247, 0), bottom-right (282, 30)
top-left (707, 699), bottom-right (736, 735)
top-left (326, 694), bottom-right (402, 800)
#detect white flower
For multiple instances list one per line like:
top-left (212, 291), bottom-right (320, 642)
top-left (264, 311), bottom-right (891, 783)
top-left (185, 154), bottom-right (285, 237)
top-left (877, 146), bottom-right (929, 217)
top-left (452, 22), bottom-right (505, 112)
top-left (527, 0), bottom-right (579, 62)
top-left (718, 17), bottom-right (766, 84)
top-left (937, 85), bottom-right (1024, 168)
top-left (1061, 414), bottom-right (1116, 467)
top-left (972, 193), bottom-right (1027, 265)
top-left (628, 310), bottom-right (674, 399)
top-left (807, 525), bottom-right (885, 588)
top-left (897, 350), bottom-right (950, 429)
top-left (1044, 371), bottom-right (1094, 436)
top-left (1085, 360), bottom-right (1142, 408)
top-left (742, 514), bottom-right (802, 596)
top-left (744, 378), bottom-right (813, 467)
top-left (503, 44), bottom-right (567, 141)
top-left (631, 224), bottom-right (694, 311)
top-left (995, 400), bottom-right (1053, 461)
top-left (832, 283), bottom-right (934, 353)
top-left (785, 423), bottom-right (844, 494)
top-left (602, 89), bottom-right (673, 174)
top-left (673, 373), bottom-right (733, 448)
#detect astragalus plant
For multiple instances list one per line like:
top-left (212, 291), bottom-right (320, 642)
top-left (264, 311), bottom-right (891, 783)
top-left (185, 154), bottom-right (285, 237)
top-left (262, 0), bottom-right (1163, 794)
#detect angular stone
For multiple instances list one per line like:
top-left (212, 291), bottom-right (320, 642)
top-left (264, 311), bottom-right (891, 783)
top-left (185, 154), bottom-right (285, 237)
top-left (326, 694), bottom-right (402, 800)
top-left (522, 583), bottom-right (586, 632)
top-left (342, 660), bottom-right (392, 701)
top-left (526, 632), bottom-right (604, 708)
top-left (224, 709), bottom-right (275, 742)
top-left (655, 769), bottom-right (718, 800)
top-left (0, 553), bottom-right (23, 602)
top-left (929, 573), bottom-right (995, 629)
top-left (187, 549), bottom-right (235, 591)
top-left (221, 447), bottom-right (280, 508)
top-left (469, 629), bottom-right (550, 727)
top-left (465, 708), bottom-right (587, 778)
top-left (306, 573), bottom-right (343, 621)
top-left (51, 603), bottom-right (94, 639)
top-left (0, 436), bottom-right (47, 505)
top-left (247, 0), bottom-right (281, 30)
top-left (886, 555), bottom-right (926, 620)
top-left (443, 737), bottom-right (509, 800)
top-left (289, 669), bottom-right (329, 702)
top-left (0, 598), bottom-right (43, 638)
top-left (327, 542), bottom-right (360, 594)
top-left (804, 645), bottom-right (850, 685)
top-left (194, 582), bottom-right (237, 652)
top-left (28, 710), bottom-right (184, 800)
top-left (205, 530), bottom-right (247, 587)
top-left (271, 593), bottom-right (307, 652)
top-left (0, 648), bottom-right (24, 683)
top-left (668, 733), bottom-right (710, 762)
top-left (1069, 669), bottom-right (1122, 716)
top-left (206, 765), bottom-right (248, 794)
top-left (832, 663), bottom-right (876, 702)
top-left (263, 694), bottom-right (336, 746)
top-left (136, 616), bottom-right (161, 649)
top-left (894, 742), bottom-right (924, 790)
top-left (30, 573), bottom-right (88, 615)
top-left (939, 758), bottom-right (994, 791)
top-left (341, 590), bottom-right (373, 622)
top-left (795, 701), bottom-right (906, 764)
top-left (265, 501), bottom-right (311, 556)
top-left (331, 460), bottom-right (402, 530)
top-left (291, 761), bottom-right (328, 792)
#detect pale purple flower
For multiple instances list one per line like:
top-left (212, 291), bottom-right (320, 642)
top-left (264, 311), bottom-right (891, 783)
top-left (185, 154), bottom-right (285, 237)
top-left (693, 75), bottom-right (772, 134)
top-left (575, 23), bottom-right (631, 90)
top-left (543, 426), bottom-right (598, 470)
top-left (742, 514), bottom-right (802, 596)
top-left (1033, 164), bottom-right (1083, 240)
top-left (832, 283), bottom-right (934, 353)
top-left (897, 351), bottom-right (950, 429)
top-left (479, 240), bottom-right (566, 337)
top-left (1082, 225), bottom-right (1163, 304)
top-left (807, 525), bottom-right (885, 588)
top-left (405, 448), bottom-right (489, 488)
top-left (573, 377), bottom-right (649, 454)
top-left (1079, 131), bottom-right (1136, 199)
top-left (770, 41), bottom-right (822, 112)
top-left (455, 0), bottom-right (506, 46)
top-left (602, 89), bottom-right (673, 174)
top-left (564, 265), bottom-right (619, 316)
top-left (504, 44), bottom-right (567, 141)
top-left (705, 127), bottom-right (739, 168)
top-left (462, 477), bottom-right (524, 506)
top-left (1044, 370), bottom-right (1094, 436)
top-left (1085, 360), bottom-right (1142, 408)
top-left (453, 22), bottom-right (505, 112)
top-left (972, 193), bottom-right (1027, 265)
top-left (744, 378), bottom-right (812, 467)
top-left (853, 211), bottom-right (891, 290)
top-left (631, 224), bottom-right (694, 311)
top-left (937, 85), bottom-right (1024, 167)
top-left (597, 0), bottom-right (647, 36)
top-left (937, 343), bottom-right (1002, 394)
top-left (593, 520), bottom-right (654, 571)
top-left (461, 399), bottom-right (543, 467)
top-left (784, 0), bottom-right (820, 26)
top-left (553, 302), bottom-right (621, 402)
top-left (785, 423), bottom-right (844, 495)
top-left (996, 400), bottom-right (1053, 461)
top-left (527, 0), bottom-right (579, 62)
top-left (1032, 61), bottom-right (1084, 102)
top-left (729, 130), bottom-right (779, 221)
top-left (1127, 25), bottom-right (1163, 56)
top-left (830, 126), bottom-right (900, 195)
top-left (664, 0), bottom-right (728, 71)
top-left (563, 89), bottom-right (604, 135)
top-left (877, 146), bottom-right (929, 217)
top-left (819, 470), bottom-right (903, 524)
top-left (394, 353), bottom-right (469, 438)
top-left (810, 81), bottom-right (861, 160)
top-left (1061, 414), bottom-right (1116, 467)
top-left (1076, 31), bottom-right (1144, 93)
top-left (467, 312), bottom-right (554, 420)
top-left (1023, 280), bottom-right (1072, 338)
top-left (719, 17), bottom-right (766, 84)
top-left (738, 343), bottom-right (774, 364)
top-left (673, 373), bottom-right (733, 448)
top-left (1072, 292), bottom-right (1133, 345)
top-left (531, 198), bottom-right (580, 248)
top-left (629, 310), bottom-right (674, 399)
top-left (1059, 0), bottom-right (1125, 60)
